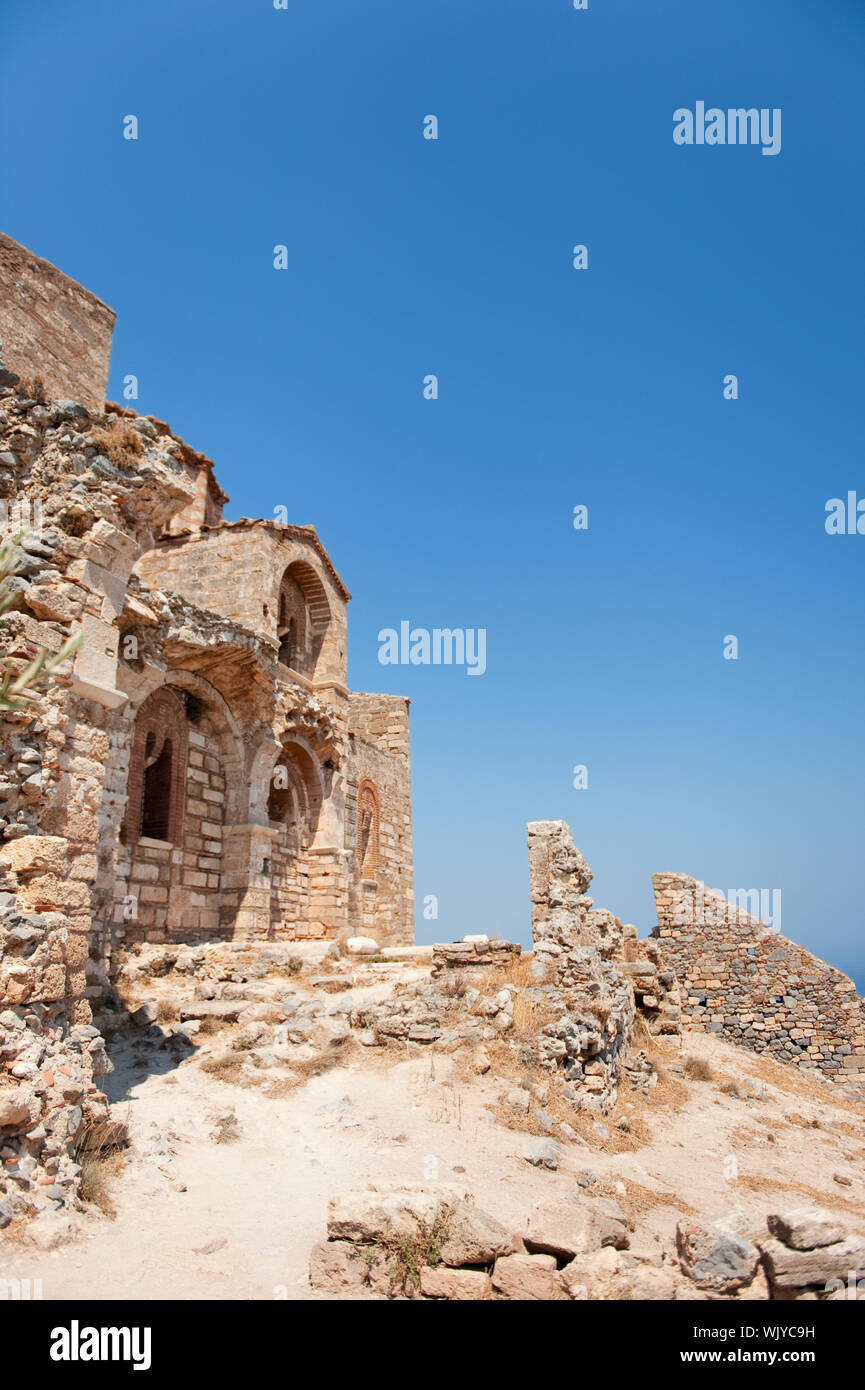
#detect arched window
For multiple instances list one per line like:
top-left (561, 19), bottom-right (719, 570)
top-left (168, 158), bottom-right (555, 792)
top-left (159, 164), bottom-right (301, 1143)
top-left (267, 743), bottom-right (323, 846)
top-left (125, 688), bottom-right (188, 845)
top-left (357, 780), bottom-right (380, 881)
top-left (275, 561), bottom-right (331, 678)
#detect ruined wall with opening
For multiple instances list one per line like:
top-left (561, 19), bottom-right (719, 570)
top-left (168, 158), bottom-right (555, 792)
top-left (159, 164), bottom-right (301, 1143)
top-left (652, 874), bottom-right (865, 1077)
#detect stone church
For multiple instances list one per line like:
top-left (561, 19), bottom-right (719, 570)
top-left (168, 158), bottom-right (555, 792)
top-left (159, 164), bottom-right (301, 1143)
top-left (0, 232), bottom-right (414, 1033)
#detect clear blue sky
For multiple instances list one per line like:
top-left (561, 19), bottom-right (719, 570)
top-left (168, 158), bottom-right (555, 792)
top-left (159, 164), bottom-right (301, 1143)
top-left (3, 0), bottom-right (863, 984)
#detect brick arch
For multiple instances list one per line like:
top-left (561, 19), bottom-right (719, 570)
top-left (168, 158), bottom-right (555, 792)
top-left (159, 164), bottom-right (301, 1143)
top-left (281, 560), bottom-right (331, 631)
top-left (125, 688), bottom-right (187, 845)
top-left (276, 559), bottom-right (332, 679)
top-left (166, 670), bottom-right (246, 825)
top-left (357, 778), bottom-right (380, 880)
top-left (268, 740), bottom-right (323, 845)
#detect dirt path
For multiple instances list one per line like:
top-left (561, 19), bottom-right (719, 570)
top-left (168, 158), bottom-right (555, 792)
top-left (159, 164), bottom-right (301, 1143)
top-left (2, 1030), bottom-right (863, 1300)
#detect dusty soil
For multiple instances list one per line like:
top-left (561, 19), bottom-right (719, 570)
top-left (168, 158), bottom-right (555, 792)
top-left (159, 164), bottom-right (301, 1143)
top-left (2, 984), bottom-right (864, 1301)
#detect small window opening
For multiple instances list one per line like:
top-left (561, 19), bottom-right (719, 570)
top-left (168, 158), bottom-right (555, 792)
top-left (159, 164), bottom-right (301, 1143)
top-left (141, 737), bottom-right (173, 840)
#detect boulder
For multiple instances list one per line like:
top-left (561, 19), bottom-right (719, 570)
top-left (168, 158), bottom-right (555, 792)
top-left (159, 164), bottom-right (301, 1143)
top-left (419, 1266), bottom-right (491, 1300)
top-left (179, 1000), bottom-right (250, 1022)
top-left (308, 1240), bottom-right (397, 1297)
top-left (766, 1207), bottom-right (848, 1251)
top-left (345, 937), bottom-right (378, 956)
top-left (0, 1087), bottom-right (32, 1127)
top-left (308, 1015), bottom-right (351, 1050)
top-left (492, 1252), bottom-right (566, 1301)
top-left (560, 1248), bottom-right (679, 1301)
top-left (327, 1187), bottom-right (447, 1243)
top-left (439, 1201), bottom-right (513, 1267)
top-left (524, 1198), bottom-right (629, 1259)
top-left (523, 1138), bottom-right (561, 1170)
top-left (676, 1221), bottom-right (760, 1293)
top-left (761, 1236), bottom-right (865, 1292)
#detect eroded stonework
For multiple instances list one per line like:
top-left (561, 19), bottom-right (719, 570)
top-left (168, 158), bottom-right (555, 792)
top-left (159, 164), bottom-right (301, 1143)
top-left (0, 241), bottom-right (413, 1220)
top-left (652, 874), bottom-right (865, 1076)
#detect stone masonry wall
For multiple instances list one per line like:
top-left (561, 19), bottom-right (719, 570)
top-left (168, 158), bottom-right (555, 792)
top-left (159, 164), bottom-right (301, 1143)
top-left (652, 874), bottom-right (865, 1078)
top-left (135, 526), bottom-right (349, 688)
top-left (347, 693), bottom-right (414, 946)
top-left (527, 820), bottom-right (635, 1111)
top-left (0, 234), bottom-right (115, 412)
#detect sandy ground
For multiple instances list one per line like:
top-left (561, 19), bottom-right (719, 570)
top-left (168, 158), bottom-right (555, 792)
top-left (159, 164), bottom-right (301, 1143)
top-left (2, 1015), bottom-right (864, 1301)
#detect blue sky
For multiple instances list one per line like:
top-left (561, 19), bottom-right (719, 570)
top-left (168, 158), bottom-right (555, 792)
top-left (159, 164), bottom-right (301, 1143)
top-left (2, 0), bottom-right (863, 983)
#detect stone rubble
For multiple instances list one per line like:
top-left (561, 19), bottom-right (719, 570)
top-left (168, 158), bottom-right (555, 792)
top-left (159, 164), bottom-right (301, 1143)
top-left (310, 1187), bottom-right (865, 1300)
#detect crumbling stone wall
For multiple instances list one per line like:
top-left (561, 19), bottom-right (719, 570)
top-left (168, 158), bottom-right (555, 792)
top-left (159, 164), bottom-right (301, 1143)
top-left (652, 874), bottom-right (865, 1077)
top-left (1, 239), bottom-right (416, 1216)
top-left (347, 694), bottom-right (413, 947)
top-left (527, 821), bottom-right (635, 1110)
top-left (0, 233), bottom-right (115, 413)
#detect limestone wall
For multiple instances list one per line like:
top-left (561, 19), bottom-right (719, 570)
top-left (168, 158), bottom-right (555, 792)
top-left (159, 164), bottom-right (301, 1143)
top-left (0, 234), bottom-right (115, 412)
top-left (652, 874), bottom-right (865, 1076)
top-left (347, 693), bottom-right (414, 946)
top-left (527, 821), bottom-right (635, 1110)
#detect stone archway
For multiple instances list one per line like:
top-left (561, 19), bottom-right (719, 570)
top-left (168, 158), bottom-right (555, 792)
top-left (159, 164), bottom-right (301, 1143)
top-left (119, 672), bottom-right (246, 942)
top-left (266, 740), bottom-right (324, 938)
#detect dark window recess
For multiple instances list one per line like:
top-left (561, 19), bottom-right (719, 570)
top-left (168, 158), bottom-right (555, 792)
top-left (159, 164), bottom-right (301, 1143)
top-left (360, 812), bottom-right (374, 867)
top-left (184, 692), bottom-right (206, 724)
top-left (141, 738), bottom-right (173, 840)
top-left (278, 617), bottom-right (296, 669)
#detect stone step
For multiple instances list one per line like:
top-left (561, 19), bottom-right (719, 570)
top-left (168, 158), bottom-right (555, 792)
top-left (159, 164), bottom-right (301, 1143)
top-left (179, 1000), bottom-right (252, 1022)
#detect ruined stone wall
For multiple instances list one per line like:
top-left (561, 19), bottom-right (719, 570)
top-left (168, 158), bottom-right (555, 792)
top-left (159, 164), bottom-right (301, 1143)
top-left (0, 234), bottom-right (115, 413)
top-left (527, 821), bottom-right (635, 1110)
top-left (347, 693), bottom-right (413, 946)
top-left (652, 874), bottom-right (865, 1077)
top-left (0, 388), bottom-right (195, 1222)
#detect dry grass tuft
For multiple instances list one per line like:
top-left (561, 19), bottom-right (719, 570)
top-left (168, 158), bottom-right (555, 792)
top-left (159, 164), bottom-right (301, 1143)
top-left (89, 423), bottom-right (144, 469)
top-left (684, 1055), bottom-right (714, 1082)
top-left (156, 999), bottom-right (178, 1023)
top-left (735, 1173), bottom-right (865, 1221)
top-left (212, 1114), bottom-right (241, 1144)
top-left (510, 993), bottom-right (558, 1041)
top-left (78, 1152), bottom-right (123, 1217)
top-left (200, 1052), bottom-right (247, 1083)
top-left (196, 1015), bottom-right (229, 1037)
top-left (291, 1039), bottom-right (350, 1080)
